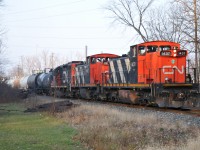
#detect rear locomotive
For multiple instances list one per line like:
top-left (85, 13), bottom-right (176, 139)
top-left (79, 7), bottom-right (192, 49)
top-left (51, 61), bottom-right (84, 97)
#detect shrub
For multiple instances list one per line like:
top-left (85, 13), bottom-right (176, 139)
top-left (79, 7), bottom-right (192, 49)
top-left (0, 82), bottom-right (21, 103)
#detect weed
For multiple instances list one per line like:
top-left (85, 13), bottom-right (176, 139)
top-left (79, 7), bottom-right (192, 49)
top-left (58, 104), bottom-right (200, 150)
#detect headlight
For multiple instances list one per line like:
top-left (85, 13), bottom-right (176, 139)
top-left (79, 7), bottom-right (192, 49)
top-left (177, 92), bottom-right (185, 99)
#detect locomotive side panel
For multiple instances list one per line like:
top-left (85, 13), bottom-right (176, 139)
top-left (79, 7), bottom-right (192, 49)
top-left (129, 45), bottom-right (138, 83)
top-left (75, 65), bottom-right (90, 85)
top-left (109, 57), bottom-right (131, 84)
top-left (108, 46), bottom-right (138, 84)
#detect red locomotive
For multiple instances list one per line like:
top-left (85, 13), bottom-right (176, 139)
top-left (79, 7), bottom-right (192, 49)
top-left (51, 41), bottom-right (198, 108)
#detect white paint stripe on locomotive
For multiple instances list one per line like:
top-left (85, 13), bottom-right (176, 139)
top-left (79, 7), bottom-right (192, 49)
top-left (125, 58), bottom-right (130, 73)
top-left (78, 67), bottom-right (82, 84)
top-left (109, 61), bottom-right (118, 83)
top-left (75, 68), bottom-right (80, 84)
top-left (80, 66), bottom-right (85, 84)
top-left (117, 59), bottom-right (126, 83)
top-left (63, 71), bottom-right (67, 83)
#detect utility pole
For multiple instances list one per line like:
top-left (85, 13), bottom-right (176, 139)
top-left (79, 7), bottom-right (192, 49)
top-left (194, 0), bottom-right (198, 83)
top-left (187, 59), bottom-right (190, 74)
top-left (85, 45), bottom-right (88, 63)
top-left (17, 65), bottom-right (20, 77)
top-left (51, 53), bottom-right (54, 69)
top-left (20, 56), bottom-right (24, 76)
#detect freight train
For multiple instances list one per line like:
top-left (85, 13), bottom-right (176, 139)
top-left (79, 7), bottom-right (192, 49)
top-left (7, 70), bottom-right (53, 94)
top-left (7, 41), bottom-right (199, 108)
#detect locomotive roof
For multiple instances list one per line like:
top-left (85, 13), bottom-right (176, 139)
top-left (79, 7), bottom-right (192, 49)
top-left (132, 40), bottom-right (180, 46)
top-left (87, 53), bottom-right (119, 58)
top-left (54, 61), bottom-right (84, 70)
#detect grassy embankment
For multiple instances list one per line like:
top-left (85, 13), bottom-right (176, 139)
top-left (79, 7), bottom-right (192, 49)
top-left (58, 104), bottom-right (200, 150)
top-left (0, 103), bottom-right (84, 150)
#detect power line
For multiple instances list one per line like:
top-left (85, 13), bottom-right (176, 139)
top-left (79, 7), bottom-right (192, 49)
top-left (8, 45), bottom-right (124, 50)
top-left (8, 45), bottom-right (84, 49)
top-left (9, 35), bottom-right (130, 40)
top-left (5, 0), bottom-right (85, 15)
top-left (5, 9), bottom-right (99, 22)
top-left (7, 25), bottom-right (105, 29)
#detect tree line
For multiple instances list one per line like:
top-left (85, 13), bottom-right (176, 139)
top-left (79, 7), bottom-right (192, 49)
top-left (8, 50), bottom-right (85, 77)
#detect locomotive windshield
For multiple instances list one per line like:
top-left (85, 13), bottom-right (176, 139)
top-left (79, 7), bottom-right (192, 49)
top-left (91, 57), bottom-right (109, 64)
top-left (138, 46), bottom-right (146, 55)
top-left (147, 46), bottom-right (158, 53)
top-left (160, 46), bottom-right (171, 51)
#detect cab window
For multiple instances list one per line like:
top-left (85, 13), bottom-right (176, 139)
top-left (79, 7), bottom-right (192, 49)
top-left (147, 46), bottom-right (158, 53)
top-left (138, 46), bottom-right (146, 55)
top-left (160, 46), bottom-right (171, 51)
top-left (173, 46), bottom-right (178, 50)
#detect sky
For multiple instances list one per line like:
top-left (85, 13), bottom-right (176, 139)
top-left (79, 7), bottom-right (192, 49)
top-left (1, 0), bottom-right (166, 71)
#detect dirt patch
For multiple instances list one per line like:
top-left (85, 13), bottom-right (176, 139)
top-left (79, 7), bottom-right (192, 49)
top-left (24, 100), bottom-right (75, 113)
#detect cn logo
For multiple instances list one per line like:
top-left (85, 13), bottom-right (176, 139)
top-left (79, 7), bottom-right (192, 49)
top-left (163, 66), bottom-right (184, 74)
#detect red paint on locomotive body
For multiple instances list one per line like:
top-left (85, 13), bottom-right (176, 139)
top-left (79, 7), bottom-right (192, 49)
top-left (88, 53), bottom-right (119, 85)
top-left (137, 41), bottom-right (187, 84)
top-left (70, 61), bottom-right (84, 86)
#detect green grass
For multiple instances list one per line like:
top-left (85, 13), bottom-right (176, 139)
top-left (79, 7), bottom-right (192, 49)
top-left (0, 103), bottom-right (83, 150)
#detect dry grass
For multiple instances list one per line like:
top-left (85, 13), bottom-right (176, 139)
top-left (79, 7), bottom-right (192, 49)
top-left (145, 135), bottom-right (200, 150)
top-left (57, 104), bottom-right (200, 150)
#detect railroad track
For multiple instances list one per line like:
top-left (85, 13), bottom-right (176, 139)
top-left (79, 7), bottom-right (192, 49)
top-left (70, 98), bottom-right (200, 117)
top-left (27, 95), bottom-right (200, 117)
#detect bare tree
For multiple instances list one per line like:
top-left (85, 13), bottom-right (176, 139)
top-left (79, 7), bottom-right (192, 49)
top-left (9, 65), bottom-right (24, 77)
top-left (0, 48), bottom-right (4, 76)
top-left (0, 1), bottom-right (9, 82)
top-left (9, 49), bottom-right (83, 76)
top-left (41, 50), bottom-right (49, 68)
top-left (172, 0), bottom-right (200, 82)
top-left (52, 53), bottom-right (69, 67)
top-left (75, 51), bottom-right (84, 61)
top-left (0, 46), bottom-right (7, 79)
top-left (105, 0), bottom-right (155, 42)
top-left (23, 56), bottom-right (42, 74)
top-left (147, 4), bottom-right (188, 45)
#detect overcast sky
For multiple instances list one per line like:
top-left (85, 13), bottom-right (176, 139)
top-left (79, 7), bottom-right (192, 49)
top-left (2, 0), bottom-right (166, 70)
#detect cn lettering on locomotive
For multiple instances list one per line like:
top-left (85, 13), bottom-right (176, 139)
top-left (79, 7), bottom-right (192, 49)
top-left (162, 66), bottom-right (185, 75)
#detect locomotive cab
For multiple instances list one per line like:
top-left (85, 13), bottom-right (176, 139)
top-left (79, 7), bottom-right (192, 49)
top-left (134, 41), bottom-right (189, 84)
top-left (75, 53), bottom-right (119, 86)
